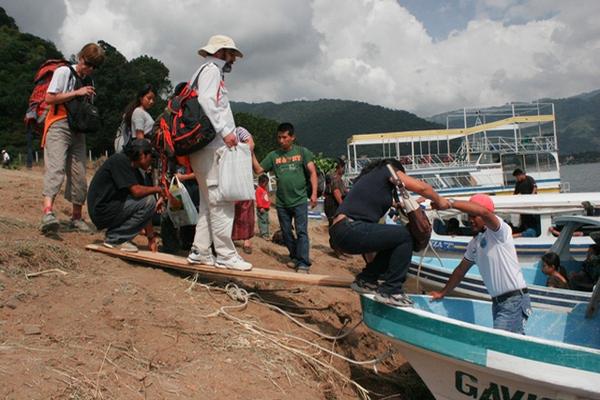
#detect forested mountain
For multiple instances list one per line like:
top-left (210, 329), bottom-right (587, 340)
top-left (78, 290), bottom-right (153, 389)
top-left (233, 99), bottom-right (442, 157)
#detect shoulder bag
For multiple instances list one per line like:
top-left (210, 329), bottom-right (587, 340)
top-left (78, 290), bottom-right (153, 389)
top-left (386, 164), bottom-right (432, 252)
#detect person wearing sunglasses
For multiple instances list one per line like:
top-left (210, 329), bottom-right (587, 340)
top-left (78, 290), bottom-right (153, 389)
top-left (41, 42), bottom-right (105, 234)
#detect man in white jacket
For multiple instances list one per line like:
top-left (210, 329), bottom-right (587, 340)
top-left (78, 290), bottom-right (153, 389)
top-left (186, 35), bottom-right (252, 271)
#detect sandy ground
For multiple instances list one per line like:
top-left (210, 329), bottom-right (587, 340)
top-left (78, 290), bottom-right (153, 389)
top-left (0, 165), bottom-right (432, 399)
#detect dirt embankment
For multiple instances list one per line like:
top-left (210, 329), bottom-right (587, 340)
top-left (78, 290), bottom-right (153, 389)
top-left (0, 166), bottom-right (431, 399)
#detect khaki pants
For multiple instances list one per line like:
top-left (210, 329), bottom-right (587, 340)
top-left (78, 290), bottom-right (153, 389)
top-left (43, 119), bottom-right (87, 205)
top-left (189, 145), bottom-right (237, 261)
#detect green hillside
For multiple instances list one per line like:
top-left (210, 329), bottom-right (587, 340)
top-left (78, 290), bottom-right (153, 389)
top-left (551, 91), bottom-right (600, 155)
top-left (232, 99), bottom-right (442, 157)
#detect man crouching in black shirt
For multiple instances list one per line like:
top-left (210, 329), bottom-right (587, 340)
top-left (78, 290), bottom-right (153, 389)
top-left (87, 139), bottom-right (165, 252)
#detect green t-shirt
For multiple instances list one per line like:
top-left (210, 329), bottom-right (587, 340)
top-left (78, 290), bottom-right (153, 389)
top-left (260, 145), bottom-right (314, 208)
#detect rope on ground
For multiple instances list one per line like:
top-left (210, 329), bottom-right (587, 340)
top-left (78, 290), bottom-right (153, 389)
top-left (187, 280), bottom-right (394, 399)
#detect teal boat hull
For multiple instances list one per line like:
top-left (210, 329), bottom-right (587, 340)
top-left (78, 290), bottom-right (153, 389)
top-left (361, 295), bottom-right (600, 400)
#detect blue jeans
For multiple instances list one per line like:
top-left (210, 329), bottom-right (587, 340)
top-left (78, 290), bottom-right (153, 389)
top-left (329, 219), bottom-right (413, 295)
top-left (105, 196), bottom-right (156, 244)
top-left (492, 292), bottom-right (531, 334)
top-left (276, 203), bottom-right (310, 268)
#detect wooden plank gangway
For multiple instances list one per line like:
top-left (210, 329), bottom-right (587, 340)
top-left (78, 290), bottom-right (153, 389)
top-left (86, 244), bottom-right (354, 288)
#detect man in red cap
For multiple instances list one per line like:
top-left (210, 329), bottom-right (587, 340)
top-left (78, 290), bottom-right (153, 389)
top-left (430, 194), bottom-right (531, 334)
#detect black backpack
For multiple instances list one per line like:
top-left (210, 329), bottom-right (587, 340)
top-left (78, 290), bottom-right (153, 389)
top-left (164, 64), bottom-right (216, 156)
top-left (64, 66), bottom-right (100, 133)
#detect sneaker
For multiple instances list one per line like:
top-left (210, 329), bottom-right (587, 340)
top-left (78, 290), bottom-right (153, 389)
top-left (350, 279), bottom-right (378, 295)
top-left (103, 241), bottom-right (139, 253)
top-left (187, 249), bottom-right (216, 266)
top-left (215, 255), bottom-right (253, 271)
top-left (374, 292), bottom-right (414, 307)
top-left (296, 265), bottom-right (310, 274)
top-left (40, 212), bottom-right (59, 234)
top-left (69, 218), bottom-right (93, 233)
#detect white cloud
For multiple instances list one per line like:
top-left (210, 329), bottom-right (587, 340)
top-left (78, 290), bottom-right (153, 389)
top-left (3, 0), bottom-right (600, 115)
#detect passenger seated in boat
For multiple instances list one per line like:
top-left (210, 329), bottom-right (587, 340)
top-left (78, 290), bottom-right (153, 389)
top-left (429, 194), bottom-right (532, 334)
top-left (329, 159), bottom-right (449, 307)
top-left (512, 214), bottom-right (539, 238)
top-left (569, 244), bottom-right (600, 292)
top-left (540, 252), bottom-right (570, 289)
top-left (548, 225), bottom-right (584, 237)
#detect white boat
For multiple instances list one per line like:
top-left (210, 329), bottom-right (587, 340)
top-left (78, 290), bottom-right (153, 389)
top-left (410, 215), bottom-right (600, 311)
top-left (426, 193), bottom-right (600, 263)
top-left (360, 288), bottom-right (600, 400)
top-left (346, 103), bottom-right (565, 196)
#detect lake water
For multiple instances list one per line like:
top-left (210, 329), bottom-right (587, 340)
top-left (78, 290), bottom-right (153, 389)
top-left (560, 162), bottom-right (600, 192)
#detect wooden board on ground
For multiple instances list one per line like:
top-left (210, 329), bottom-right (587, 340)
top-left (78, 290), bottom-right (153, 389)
top-left (85, 244), bottom-right (353, 288)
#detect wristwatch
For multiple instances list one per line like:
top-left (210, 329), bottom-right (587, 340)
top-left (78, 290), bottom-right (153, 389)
top-left (448, 198), bottom-right (456, 209)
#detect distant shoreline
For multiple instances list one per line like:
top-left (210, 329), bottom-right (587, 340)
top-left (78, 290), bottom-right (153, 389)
top-left (559, 154), bottom-right (600, 165)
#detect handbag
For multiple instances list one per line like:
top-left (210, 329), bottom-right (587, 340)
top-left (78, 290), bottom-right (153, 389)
top-left (167, 176), bottom-right (199, 228)
top-left (386, 164), bottom-right (432, 251)
top-left (216, 143), bottom-right (254, 202)
top-left (64, 66), bottom-right (100, 133)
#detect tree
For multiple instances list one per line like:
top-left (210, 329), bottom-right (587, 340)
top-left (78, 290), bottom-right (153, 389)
top-left (233, 112), bottom-right (279, 161)
top-left (0, 8), bottom-right (63, 154)
top-left (88, 41), bottom-right (172, 153)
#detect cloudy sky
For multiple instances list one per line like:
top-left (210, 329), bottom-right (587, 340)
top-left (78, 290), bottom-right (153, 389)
top-left (3, 0), bottom-right (600, 116)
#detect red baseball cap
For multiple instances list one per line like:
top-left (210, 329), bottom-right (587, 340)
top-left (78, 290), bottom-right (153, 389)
top-left (469, 194), bottom-right (495, 212)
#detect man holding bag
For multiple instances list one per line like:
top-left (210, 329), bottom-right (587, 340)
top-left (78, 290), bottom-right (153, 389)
top-left (185, 35), bottom-right (252, 271)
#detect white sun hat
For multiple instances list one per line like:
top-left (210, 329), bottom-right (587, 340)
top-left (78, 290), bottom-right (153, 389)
top-left (198, 35), bottom-right (243, 58)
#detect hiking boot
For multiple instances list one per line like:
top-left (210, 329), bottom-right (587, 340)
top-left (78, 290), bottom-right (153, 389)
top-left (69, 218), bottom-right (93, 233)
top-left (40, 212), bottom-right (59, 234)
top-left (215, 255), bottom-right (252, 271)
top-left (350, 279), bottom-right (378, 295)
top-left (374, 292), bottom-right (414, 307)
top-left (187, 249), bottom-right (216, 266)
top-left (296, 265), bottom-right (310, 274)
top-left (103, 241), bottom-right (138, 253)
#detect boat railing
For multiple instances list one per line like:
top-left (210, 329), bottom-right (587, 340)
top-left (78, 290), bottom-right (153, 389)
top-left (468, 136), bottom-right (557, 154)
top-left (350, 153), bottom-right (477, 173)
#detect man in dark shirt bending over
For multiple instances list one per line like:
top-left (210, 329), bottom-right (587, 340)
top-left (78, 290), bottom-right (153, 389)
top-left (87, 139), bottom-right (164, 252)
top-left (513, 168), bottom-right (537, 195)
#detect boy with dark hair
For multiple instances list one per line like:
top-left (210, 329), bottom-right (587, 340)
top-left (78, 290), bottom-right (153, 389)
top-left (253, 122), bottom-right (318, 273)
top-left (255, 174), bottom-right (271, 239)
top-left (87, 139), bottom-right (164, 253)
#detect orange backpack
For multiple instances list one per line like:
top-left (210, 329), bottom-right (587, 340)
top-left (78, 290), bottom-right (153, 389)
top-left (24, 59), bottom-right (69, 134)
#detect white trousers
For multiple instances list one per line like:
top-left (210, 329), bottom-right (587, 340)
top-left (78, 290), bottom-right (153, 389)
top-left (189, 145), bottom-right (237, 261)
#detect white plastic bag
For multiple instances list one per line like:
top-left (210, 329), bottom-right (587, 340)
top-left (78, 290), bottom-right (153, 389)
top-left (167, 176), bottom-right (199, 228)
top-left (217, 143), bottom-right (254, 201)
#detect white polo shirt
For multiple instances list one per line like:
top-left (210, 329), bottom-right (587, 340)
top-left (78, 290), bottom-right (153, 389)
top-left (464, 216), bottom-right (527, 298)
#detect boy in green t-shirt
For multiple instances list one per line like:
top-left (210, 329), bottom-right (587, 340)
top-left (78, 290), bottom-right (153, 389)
top-left (253, 123), bottom-right (317, 273)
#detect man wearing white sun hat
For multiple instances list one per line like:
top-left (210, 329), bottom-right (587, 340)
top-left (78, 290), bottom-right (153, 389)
top-left (186, 35), bottom-right (252, 271)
